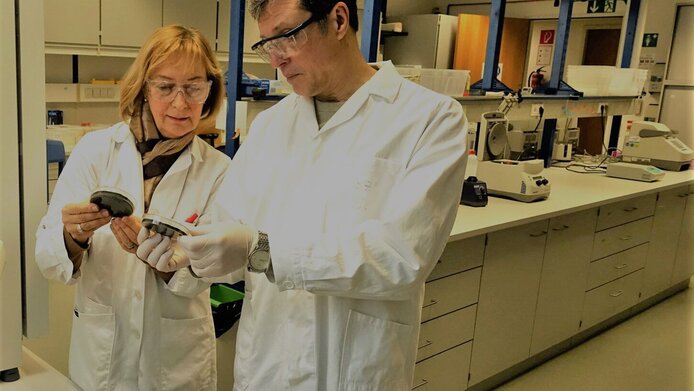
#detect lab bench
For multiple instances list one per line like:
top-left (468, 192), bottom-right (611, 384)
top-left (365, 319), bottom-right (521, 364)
top-left (414, 168), bottom-right (694, 390)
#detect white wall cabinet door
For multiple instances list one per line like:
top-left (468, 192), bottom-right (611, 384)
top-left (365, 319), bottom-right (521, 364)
top-left (163, 0), bottom-right (217, 49)
top-left (673, 184), bottom-right (694, 283)
top-left (218, 0), bottom-right (261, 53)
top-left (530, 208), bottom-right (597, 355)
top-left (44, 0), bottom-right (99, 45)
top-left (469, 220), bottom-right (549, 386)
top-left (101, 0), bottom-right (163, 47)
top-left (642, 186), bottom-right (688, 300)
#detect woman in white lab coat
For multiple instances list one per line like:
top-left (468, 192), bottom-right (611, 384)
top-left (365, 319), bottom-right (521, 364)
top-left (35, 25), bottom-right (228, 390)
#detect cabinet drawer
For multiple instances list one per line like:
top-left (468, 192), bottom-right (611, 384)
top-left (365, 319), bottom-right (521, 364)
top-left (422, 267), bottom-right (481, 322)
top-left (587, 243), bottom-right (648, 290)
top-left (581, 270), bottom-right (643, 329)
top-left (412, 342), bottom-right (472, 390)
top-left (592, 217), bottom-right (652, 260)
top-left (428, 236), bottom-right (485, 282)
top-left (417, 305), bottom-right (476, 362)
top-left (596, 194), bottom-right (656, 231)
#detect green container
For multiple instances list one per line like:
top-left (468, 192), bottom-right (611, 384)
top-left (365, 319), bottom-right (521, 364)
top-left (210, 284), bottom-right (244, 308)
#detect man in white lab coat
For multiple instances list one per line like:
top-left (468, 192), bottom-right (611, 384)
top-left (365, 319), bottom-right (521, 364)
top-left (141, 0), bottom-right (468, 389)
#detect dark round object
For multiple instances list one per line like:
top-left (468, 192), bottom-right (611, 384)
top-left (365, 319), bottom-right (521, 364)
top-left (89, 187), bottom-right (134, 217)
top-left (142, 214), bottom-right (190, 238)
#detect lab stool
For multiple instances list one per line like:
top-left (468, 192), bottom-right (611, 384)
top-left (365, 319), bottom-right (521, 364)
top-left (46, 139), bottom-right (65, 201)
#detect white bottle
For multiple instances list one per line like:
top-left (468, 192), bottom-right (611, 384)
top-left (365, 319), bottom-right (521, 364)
top-left (464, 149), bottom-right (478, 180)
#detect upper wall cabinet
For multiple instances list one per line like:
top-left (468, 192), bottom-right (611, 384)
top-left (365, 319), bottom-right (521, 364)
top-left (163, 0), bottom-right (217, 49)
top-left (45, 0), bottom-right (99, 46)
top-left (218, 0), bottom-right (261, 54)
top-left (101, 0), bottom-right (163, 47)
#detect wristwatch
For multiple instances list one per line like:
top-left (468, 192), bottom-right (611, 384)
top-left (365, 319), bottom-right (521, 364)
top-left (248, 231), bottom-right (271, 273)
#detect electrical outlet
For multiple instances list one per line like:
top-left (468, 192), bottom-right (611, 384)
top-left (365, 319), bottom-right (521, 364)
top-left (598, 102), bottom-right (608, 114)
top-left (531, 103), bottom-right (544, 117)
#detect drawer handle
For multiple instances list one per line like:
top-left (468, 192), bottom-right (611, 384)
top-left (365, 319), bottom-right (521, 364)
top-left (552, 224), bottom-right (570, 231)
top-left (610, 290), bottom-right (624, 297)
top-left (422, 299), bottom-right (438, 309)
top-left (678, 193), bottom-right (690, 198)
top-left (614, 263), bottom-right (628, 269)
top-left (623, 206), bottom-right (638, 212)
top-left (418, 340), bottom-right (433, 350)
top-left (413, 379), bottom-right (429, 389)
top-left (619, 235), bottom-right (632, 241)
top-left (529, 230), bottom-right (548, 237)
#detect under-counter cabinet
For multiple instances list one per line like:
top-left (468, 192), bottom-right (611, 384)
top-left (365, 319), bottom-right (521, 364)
top-left (642, 186), bottom-right (689, 300)
top-left (580, 194), bottom-right (656, 330)
top-left (673, 184), bottom-right (694, 283)
top-left (468, 220), bottom-right (548, 386)
top-left (412, 236), bottom-right (484, 390)
top-left (530, 209), bottom-right (597, 355)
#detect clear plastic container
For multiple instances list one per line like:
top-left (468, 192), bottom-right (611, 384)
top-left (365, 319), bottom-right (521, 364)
top-left (419, 69), bottom-right (470, 97)
top-left (567, 66), bottom-right (648, 96)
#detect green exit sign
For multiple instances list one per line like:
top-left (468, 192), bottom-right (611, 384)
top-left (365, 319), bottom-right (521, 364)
top-left (587, 0), bottom-right (616, 13)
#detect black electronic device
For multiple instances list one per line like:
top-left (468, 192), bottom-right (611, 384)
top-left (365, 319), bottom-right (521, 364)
top-left (89, 187), bottom-right (135, 217)
top-left (460, 176), bottom-right (488, 207)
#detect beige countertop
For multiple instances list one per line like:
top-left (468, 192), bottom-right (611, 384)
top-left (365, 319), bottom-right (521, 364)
top-left (449, 167), bottom-right (694, 241)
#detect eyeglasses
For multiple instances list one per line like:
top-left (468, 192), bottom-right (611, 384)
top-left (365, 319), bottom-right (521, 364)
top-left (251, 14), bottom-right (318, 63)
top-left (146, 79), bottom-right (213, 104)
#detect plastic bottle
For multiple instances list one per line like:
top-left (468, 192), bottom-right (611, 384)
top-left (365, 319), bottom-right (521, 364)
top-left (464, 149), bottom-right (478, 179)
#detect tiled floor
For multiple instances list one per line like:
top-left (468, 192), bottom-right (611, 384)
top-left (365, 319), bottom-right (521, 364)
top-left (496, 283), bottom-right (694, 391)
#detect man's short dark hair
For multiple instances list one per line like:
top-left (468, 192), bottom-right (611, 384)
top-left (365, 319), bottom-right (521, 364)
top-left (249, 0), bottom-right (359, 32)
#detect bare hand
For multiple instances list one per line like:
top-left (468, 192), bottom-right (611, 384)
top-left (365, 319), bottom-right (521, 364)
top-left (111, 216), bottom-right (143, 254)
top-left (62, 202), bottom-right (111, 245)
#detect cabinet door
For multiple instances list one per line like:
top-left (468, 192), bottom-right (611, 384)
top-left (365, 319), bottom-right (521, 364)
top-left (468, 220), bottom-right (548, 386)
top-left (163, 0), bottom-right (217, 47)
top-left (530, 209), bottom-right (597, 355)
top-left (101, 0), bottom-right (163, 47)
top-left (673, 184), bottom-right (694, 283)
top-left (44, 0), bottom-right (99, 45)
top-left (218, 0), bottom-right (261, 53)
top-left (642, 187), bottom-right (688, 299)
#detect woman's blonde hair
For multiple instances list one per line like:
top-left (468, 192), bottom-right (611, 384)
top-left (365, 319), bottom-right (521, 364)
top-left (119, 25), bottom-right (224, 133)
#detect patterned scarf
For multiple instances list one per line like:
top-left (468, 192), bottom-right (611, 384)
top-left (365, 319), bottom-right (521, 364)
top-left (129, 101), bottom-right (195, 211)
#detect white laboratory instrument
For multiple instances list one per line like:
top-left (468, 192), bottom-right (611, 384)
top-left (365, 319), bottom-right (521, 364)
top-left (478, 111), bottom-right (510, 161)
top-left (622, 121), bottom-right (694, 171)
top-left (476, 159), bottom-right (551, 202)
top-left (606, 162), bottom-right (665, 182)
top-left (553, 127), bottom-right (580, 161)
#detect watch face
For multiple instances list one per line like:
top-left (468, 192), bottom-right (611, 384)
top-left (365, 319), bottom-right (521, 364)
top-left (249, 250), bottom-right (270, 271)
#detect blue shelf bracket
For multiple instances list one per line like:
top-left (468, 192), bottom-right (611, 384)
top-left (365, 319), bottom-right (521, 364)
top-left (361, 0), bottom-right (383, 62)
top-left (620, 0), bottom-right (641, 68)
top-left (470, 0), bottom-right (512, 94)
top-left (224, 0), bottom-right (246, 159)
top-left (545, 0), bottom-right (582, 97)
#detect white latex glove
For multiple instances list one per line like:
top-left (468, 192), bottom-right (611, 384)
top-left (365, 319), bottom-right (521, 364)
top-left (136, 227), bottom-right (190, 272)
top-left (177, 222), bottom-right (257, 278)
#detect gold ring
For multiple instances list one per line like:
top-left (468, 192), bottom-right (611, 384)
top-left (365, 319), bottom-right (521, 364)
top-left (77, 223), bottom-right (84, 234)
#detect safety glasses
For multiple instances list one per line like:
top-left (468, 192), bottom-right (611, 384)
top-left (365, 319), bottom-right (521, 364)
top-left (146, 79), bottom-right (212, 104)
top-left (251, 14), bottom-right (318, 63)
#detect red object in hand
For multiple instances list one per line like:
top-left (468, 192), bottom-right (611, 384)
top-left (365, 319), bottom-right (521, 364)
top-left (185, 213), bottom-right (198, 224)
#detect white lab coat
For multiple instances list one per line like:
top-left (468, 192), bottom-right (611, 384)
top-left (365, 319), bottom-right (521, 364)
top-left (35, 123), bottom-right (230, 391)
top-left (221, 61), bottom-right (468, 390)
